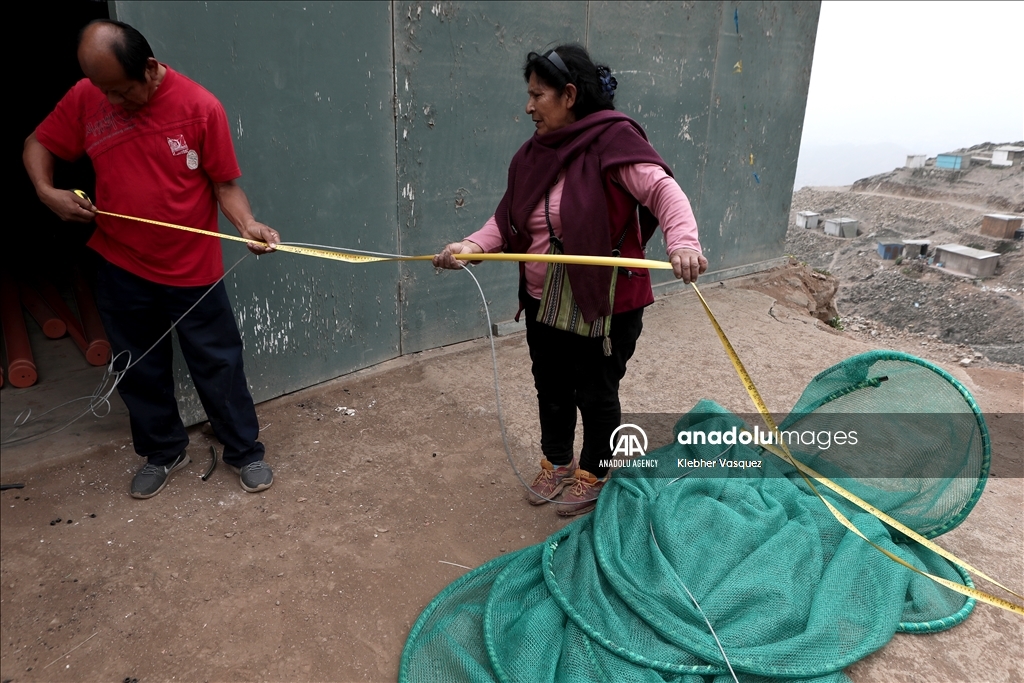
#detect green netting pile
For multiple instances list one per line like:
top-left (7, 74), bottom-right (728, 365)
top-left (400, 351), bottom-right (990, 683)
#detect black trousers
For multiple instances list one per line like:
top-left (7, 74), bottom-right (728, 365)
top-left (94, 259), bottom-right (265, 468)
top-left (522, 295), bottom-right (644, 477)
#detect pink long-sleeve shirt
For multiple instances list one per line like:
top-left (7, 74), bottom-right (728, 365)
top-left (465, 163), bottom-right (701, 299)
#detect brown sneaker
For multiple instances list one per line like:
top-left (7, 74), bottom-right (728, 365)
top-left (526, 459), bottom-right (575, 505)
top-left (555, 469), bottom-right (605, 517)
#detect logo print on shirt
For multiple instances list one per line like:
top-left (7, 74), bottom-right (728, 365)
top-left (167, 135), bottom-right (189, 156)
top-left (186, 149), bottom-right (200, 170)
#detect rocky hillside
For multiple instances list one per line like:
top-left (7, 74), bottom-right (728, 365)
top-left (786, 145), bottom-right (1023, 366)
top-left (851, 142), bottom-right (1024, 213)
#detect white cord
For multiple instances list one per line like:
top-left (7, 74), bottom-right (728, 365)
top-left (457, 266), bottom-right (576, 504)
top-left (2, 254), bottom-right (250, 446)
top-left (649, 513), bottom-right (739, 683)
top-left (294, 241), bottom-right (729, 667)
top-left (280, 242), bottom-right (583, 504)
top-left (10, 230), bottom-right (736, 674)
top-left (4, 243), bottom-right (593, 505)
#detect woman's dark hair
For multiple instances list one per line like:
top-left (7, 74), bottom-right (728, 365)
top-left (524, 44), bottom-right (617, 119)
top-left (80, 19), bottom-right (155, 82)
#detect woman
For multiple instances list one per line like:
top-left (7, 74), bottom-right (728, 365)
top-left (434, 44), bottom-right (707, 516)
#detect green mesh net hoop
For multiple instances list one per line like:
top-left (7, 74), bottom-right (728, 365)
top-left (400, 351), bottom-right (989, 683)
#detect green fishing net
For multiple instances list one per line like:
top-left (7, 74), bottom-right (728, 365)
top-left (400, 351), bottom-right (989, 682)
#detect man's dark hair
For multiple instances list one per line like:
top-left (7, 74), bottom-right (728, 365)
top-left (524, 44), bottom-right (617, 120)
top-left (80, 19), bottom-right (155, 82)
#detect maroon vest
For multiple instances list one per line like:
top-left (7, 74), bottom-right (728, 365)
top-left (496, 110), bottom-right (671, 321)
top-left (603, 175), bottom-right (657, 314)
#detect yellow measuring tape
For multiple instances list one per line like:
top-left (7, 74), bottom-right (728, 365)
top-left (77, 193), bottom-right (676, 271)
top-left (81, 197), bottom-right (1023, 616)
top-left (690, 285), bottom-right (1024, 616)
top-left (95, 210), bottom-right (674, 270)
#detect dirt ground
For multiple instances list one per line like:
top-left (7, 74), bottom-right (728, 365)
top-left (1, 270), bottom-right (1021, 683)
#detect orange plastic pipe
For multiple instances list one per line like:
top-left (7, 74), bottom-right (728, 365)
top-left (71, 272), bottom-right (111, 366)
top-left (20, 285), bottom-right (67, 339)
top-left (38, 283), bottom-right (90, 357)
top-left (1, 274), bottom-right (38, 388)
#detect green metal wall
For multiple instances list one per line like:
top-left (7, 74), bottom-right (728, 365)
top-left (111, 0), bottom-right (818, 421)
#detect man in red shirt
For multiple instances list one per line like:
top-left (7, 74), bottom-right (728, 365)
top-left (24, 19), bottom-right (277, 498)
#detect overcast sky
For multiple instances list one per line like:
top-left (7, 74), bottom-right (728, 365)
top-left (801, 1), bottom-right (1023, 153)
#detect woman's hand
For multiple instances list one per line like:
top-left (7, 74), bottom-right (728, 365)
top-left (433, 241), bottom-right (483, 269)
top-left (669, 248), bottom-right (708, 283)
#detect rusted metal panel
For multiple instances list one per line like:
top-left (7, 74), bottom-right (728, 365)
top-left (592, 1), bottom-right (819, 282)
top-left (109, 1), bottom-right (819, 420)
top-left (698, 1), bottom-right (820, 272)
top-left (397, 0), bottom-right (819, 351)
top-left (113, 1), bottom-right (400, 421)
top-left (393, 1), bottom-right (588, 353)
top-left (587, 1), bottom-right (723, 283)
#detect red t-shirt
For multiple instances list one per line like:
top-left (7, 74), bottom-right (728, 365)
top-left (36, 66), bottom-right (241, 286)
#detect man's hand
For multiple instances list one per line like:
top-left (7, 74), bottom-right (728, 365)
top-left (213, 180), bottom-right (280, 255)
top-left (240, 221), bottom-right (280, 255)
top-left (24, 133), bottom-right (96, 223)
top-left (39, 188), bottom-right (98, 223)
top-left (669, 248), bottom-right (708, 283)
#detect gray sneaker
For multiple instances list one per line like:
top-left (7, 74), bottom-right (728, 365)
top-left (229, 461), bottom-right (274, 493)
top-left (130, 451), bottom-right (190, 499)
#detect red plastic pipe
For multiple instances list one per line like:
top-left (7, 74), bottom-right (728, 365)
top-left (1, 274), bottom-right (38, 388)
top-left (72, 272), bottom-right (111, 366)
top-left (20, 285), bottom-right (67, 339)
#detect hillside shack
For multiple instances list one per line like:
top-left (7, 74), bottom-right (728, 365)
top-left (823, 217), bottom-right (859, 238)
top-left (877, 242), bottom-right (904, 260)
top-left (980, 214), bottom-right (1023, 239)
top-left (906, 154), bottom-right (927, 168)
top-left (935, 154), bottom-right (970, 170)
top-left (990, 150), bottom-right (1012, 167)
top-left (991, 146), bottom-right (1023, 167)
top-left (902, 239), bottom-right (931, 257)
top-left (796, 211), bottom-right (822, 229)
top-left (934, 244), bottom-right (999, 278)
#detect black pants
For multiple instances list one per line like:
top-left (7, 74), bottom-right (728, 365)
top-left (522, 295), bottom-right (644, 477)
top-left (95, 260), bottom-right (265, 468)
